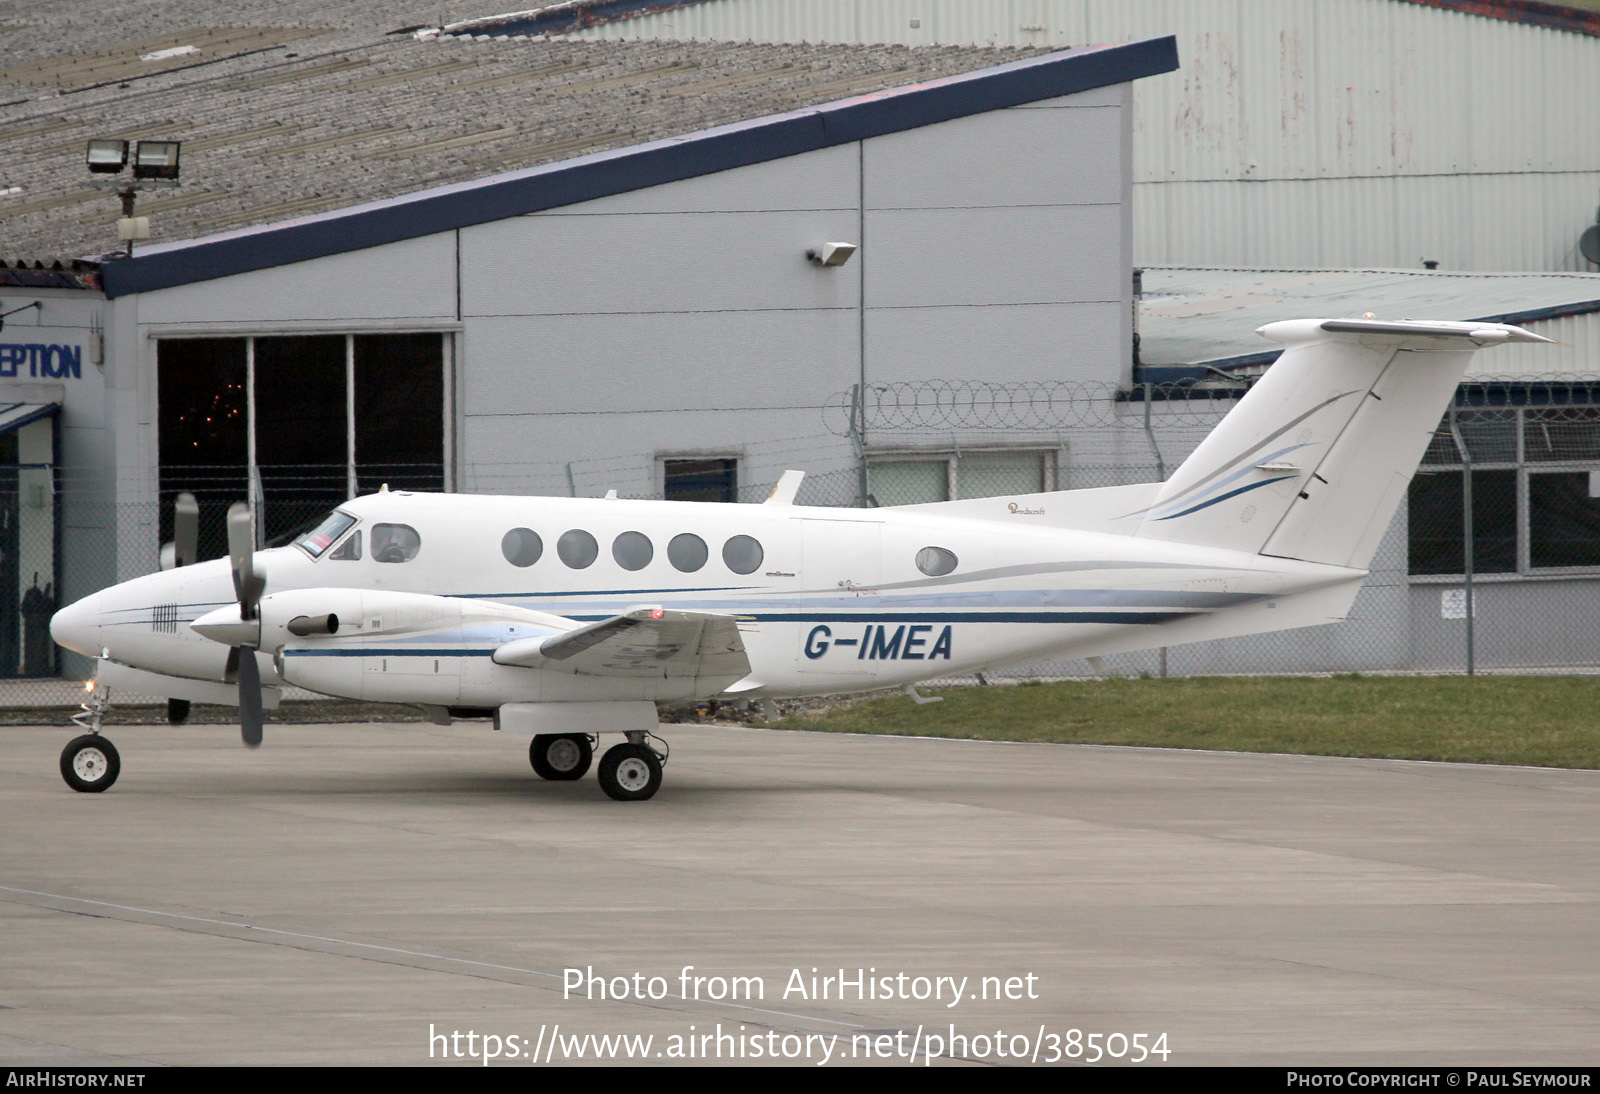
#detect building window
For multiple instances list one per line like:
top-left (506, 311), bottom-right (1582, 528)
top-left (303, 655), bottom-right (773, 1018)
top-left (664, 458), bottom-right (737, 503)
top-left (1409, 403), bottom-right (1600, 576)
top-left (867, 449), bottom-right (1056, 507)
top-left (158, 332), bottom-right (449, 551)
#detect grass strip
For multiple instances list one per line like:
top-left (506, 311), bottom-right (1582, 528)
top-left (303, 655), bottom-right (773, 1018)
top-left (775, 675), bottom-right (1600, 769)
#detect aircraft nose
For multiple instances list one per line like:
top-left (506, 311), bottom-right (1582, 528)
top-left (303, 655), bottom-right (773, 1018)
top-left (50, 593), bottom-right (104, 657)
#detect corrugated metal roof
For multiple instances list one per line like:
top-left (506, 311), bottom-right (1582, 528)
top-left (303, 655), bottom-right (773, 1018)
top-left (3, 0), bottom-right (1120, 268)
top-left (546, 0), bottom-right (1600, 273)
top-left (476, 0), bottom-right (1600, 40)
top-left (1137, 266), bottom-right (1600, 377)
top-left (99, 35), bottom-right (1175, 296)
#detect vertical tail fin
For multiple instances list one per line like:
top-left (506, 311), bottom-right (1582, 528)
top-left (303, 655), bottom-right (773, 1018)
top-left (1135, 319), bottom-right (1550, 568)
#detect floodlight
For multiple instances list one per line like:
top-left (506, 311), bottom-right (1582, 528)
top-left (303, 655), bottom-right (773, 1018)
top-left (806, 242), bottom-right (857, 267)
top-left (85, 139), bottom-right (128, 174)
top-left (132, 140), bottom-right (181, 180)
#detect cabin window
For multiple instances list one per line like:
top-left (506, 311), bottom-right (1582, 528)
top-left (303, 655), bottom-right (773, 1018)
top-left (558, 529), bottom-right (599, 569)
top-left (295, 510), bottom-right (357, 559)
top-left (722, 534), bottom-right (763, 575)
top-left (612, 531), bottom-right (653, 571)
top-left (371, 523), bottom-right (421, 563)
top-left (329, 530), bottom-right (362, 561)
top-left (915, 546), bottom-right (958, 577)
top-left (502, 528), bottom-right (543, 567)
top-left (668, 533), bottom-right (708, 573)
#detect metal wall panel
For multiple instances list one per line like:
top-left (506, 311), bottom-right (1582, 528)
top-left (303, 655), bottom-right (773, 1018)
top-left (459, 310), bottom-right (858, 419)
top-left (863, 204), bottom-right (1122, 308)
top-left (863, 102), bottom-right (1122, 209)
top-left (565, 0), bottom-right (1600, 271)
top-left (137, 234), bottom-right (458, 326)
top-left (461, 209), bottom-right (863, 317)
top-left (864, 300), bottom-right (1125, 385)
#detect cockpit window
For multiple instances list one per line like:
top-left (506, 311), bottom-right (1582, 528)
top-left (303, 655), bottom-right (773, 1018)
top-left (329, 530), bottom-right (362, 561)
top-left (371, 523), bottom-right (422, 563)
top-left (295, 510), bottom-right (357, 559)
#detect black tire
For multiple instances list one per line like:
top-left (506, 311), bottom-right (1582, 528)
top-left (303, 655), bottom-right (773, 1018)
top-left (597, 743), bottom-right (662, 802)
top-left (167, 698), bottom-right (191, 725)
top-left (60, 735), bottom-right (120, 793)
top-left (530, 734), bottom-right (592, 781)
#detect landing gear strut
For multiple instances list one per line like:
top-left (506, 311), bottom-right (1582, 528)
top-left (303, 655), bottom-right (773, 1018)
top-left (529, 733), bottom-right (593, 781)
top-left (596, 731), bottom-right (665, 802)
top-left (62, 684), bottom-right (119, 792)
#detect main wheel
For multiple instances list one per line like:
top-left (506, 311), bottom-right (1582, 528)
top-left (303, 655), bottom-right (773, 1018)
top-left (597, 743), bottom-right (662, 802)
top-left (167, 698), bottom-right (191, 725)
top-left (60, 734), bottom-right (120, 793)
top-left (530, 733), bottom-right (592, 781)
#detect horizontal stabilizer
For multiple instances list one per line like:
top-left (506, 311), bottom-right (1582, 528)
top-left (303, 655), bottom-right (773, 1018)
top-left (493, 606), bottom-right (751, 687)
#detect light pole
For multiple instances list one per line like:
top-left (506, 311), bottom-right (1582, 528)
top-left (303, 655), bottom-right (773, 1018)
top-left (86, 138), bottom-right (182, 255)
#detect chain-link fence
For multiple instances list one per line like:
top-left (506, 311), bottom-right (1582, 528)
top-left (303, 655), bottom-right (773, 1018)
top-left (14, 374), bottom-right (1600, 712)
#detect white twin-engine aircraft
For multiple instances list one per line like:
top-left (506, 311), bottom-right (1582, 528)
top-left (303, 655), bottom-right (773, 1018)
top-left (49, 318), bottom-right (1547, 800)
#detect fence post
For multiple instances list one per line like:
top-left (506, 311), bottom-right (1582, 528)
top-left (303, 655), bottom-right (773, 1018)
top-left (1447, 401), bottom-right (1475, 676)
top-left (1145, 382), bottom-right (1168, 677)
top-left (848, 382), bottom-right (869, 508)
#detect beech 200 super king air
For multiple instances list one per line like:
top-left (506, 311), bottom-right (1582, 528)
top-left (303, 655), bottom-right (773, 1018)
top-left (49, 318), bottom-right (1548, 800)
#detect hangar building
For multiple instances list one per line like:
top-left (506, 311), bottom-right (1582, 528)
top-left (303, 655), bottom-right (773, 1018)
top-left (527, 0), bottom-right (1600, 273)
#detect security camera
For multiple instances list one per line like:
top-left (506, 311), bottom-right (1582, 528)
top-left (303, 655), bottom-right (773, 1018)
top-left (806, 242), bottom-right (857, 267)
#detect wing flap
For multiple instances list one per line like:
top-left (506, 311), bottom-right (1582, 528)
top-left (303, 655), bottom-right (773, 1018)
top-left (493, 607), bottom-right (751, 686)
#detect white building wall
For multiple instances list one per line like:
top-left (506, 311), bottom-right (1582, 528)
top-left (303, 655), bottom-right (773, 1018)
top-left (564, 0), bottom-right (1600, 273)
top-left (115, 83), bottom-right (1135, 507)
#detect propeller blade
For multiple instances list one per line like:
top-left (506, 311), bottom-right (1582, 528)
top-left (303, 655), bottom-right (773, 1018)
top-left (226, 502), bottom-right (264, 618)
top-left (173, 492), bottom-right (198, 568)
top-left (237, 648), bottom-right (264, 749)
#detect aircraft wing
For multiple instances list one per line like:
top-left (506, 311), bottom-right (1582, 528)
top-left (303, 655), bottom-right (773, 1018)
top-left (491, 607), bottom-right (751, 685)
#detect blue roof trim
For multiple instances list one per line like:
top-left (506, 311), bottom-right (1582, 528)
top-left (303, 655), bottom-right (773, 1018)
top-left (99, 37), bottom-right (1178, 298)
top-left (0, 401), bottom-right (62, 435)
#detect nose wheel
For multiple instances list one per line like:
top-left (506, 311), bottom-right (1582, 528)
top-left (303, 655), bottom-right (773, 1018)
top-left (61, 734), bottom-right (120, 793)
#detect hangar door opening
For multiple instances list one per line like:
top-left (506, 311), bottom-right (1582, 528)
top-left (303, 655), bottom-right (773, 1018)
top-left (158, 333), bottom-right (449, 557)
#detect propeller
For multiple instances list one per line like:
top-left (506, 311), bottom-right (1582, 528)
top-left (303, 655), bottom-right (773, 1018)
top-left (173, 492), bottom-right (198, 568)
top-left (226, 502), bottom-right (266, 748)
top-left (188, 502), bottom-right (273, 747)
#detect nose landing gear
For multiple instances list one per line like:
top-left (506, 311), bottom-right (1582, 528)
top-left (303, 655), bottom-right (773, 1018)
top-left (62, 684), bottom-right (119, 792)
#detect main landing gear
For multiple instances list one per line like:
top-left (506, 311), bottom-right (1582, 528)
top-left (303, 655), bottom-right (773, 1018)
top-left (529, 733), bottom-right (593, 781)
top-left (529, 729), bottom-right (666, 801)
top-left (597, 737), bottom-right (663, 802)
top-left (61, 684), bottom-right (119, 793)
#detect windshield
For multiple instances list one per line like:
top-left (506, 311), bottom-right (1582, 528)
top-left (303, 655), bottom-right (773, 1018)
top-left (294, 510), bottom-right (358, 559)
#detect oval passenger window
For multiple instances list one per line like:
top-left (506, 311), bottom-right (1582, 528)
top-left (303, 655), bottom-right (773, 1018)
top-left (668, 533), bottom-right (708, 573)
top-left (371, 523), bottom-right (422, 564)
top-left (613, 531), bottom-right (653, 571)
top-left (557, 529), bottom-right (599, 569)
top-left (722, 534), bottom-right (764, 575)
top-left (502, 528), bottom-right (542, 567)
top-left (916, 546), bottom-right (958, 577)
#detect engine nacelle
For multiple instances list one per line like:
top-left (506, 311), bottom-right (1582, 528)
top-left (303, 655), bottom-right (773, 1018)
top-left (256, 588), bottom-right (566, 703)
